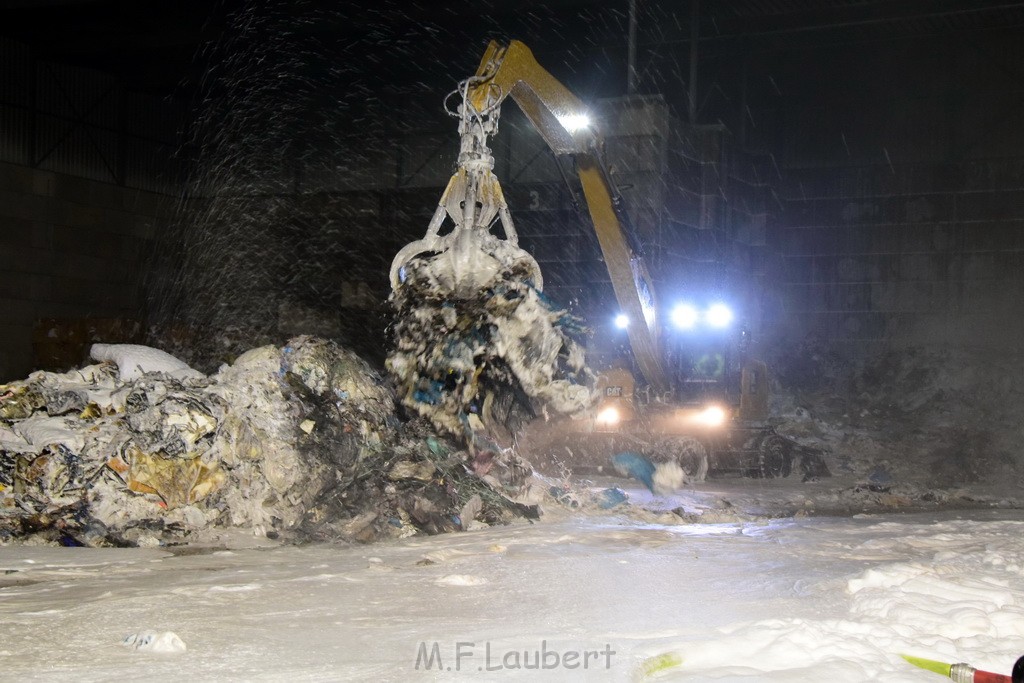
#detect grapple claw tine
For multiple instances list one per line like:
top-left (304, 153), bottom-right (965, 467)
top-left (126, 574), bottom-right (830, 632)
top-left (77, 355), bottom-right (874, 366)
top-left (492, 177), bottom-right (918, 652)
top-left (389, 140), bottom-right (542, 298)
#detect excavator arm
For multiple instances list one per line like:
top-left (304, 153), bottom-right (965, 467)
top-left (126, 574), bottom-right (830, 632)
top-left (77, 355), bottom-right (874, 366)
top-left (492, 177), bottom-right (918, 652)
top-left (466, 40), bottom-right (587, 156)
top-left (392, 40), bottom-right (669, 396)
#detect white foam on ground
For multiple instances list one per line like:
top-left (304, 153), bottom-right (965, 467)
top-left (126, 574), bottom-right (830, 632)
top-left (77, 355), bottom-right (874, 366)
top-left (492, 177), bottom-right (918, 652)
top-left (1, 511), bottom-right (1022, 681)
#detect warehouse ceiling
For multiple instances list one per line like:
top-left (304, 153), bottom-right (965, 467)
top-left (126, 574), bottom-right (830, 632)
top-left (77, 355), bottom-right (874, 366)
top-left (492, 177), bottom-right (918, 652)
top-left (2, 0), bottom-right (1024, 98)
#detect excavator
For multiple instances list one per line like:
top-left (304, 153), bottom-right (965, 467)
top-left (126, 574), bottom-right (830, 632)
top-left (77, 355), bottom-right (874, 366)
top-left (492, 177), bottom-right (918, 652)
top-left (389, 40), bottom-right (815, 482)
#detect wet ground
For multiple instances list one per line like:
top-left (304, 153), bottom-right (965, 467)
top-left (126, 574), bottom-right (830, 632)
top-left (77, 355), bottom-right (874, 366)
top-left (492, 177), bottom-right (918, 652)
top-left (2, 503), bottom-right (1022, 681)
top-left (588, 472), bottom-right (1024, 524)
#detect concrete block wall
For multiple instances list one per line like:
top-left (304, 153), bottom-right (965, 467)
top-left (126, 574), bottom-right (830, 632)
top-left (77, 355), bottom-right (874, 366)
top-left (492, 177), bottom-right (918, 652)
top-left (769, 159), bottom-right (1024, 355)
top-left (739, 27), bottom-right (1024, 357)
top-left (0, 161), bottom-right (171, 381)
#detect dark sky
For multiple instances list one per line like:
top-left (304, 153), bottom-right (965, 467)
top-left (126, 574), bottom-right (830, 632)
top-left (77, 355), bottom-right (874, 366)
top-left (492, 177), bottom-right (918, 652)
top-left (0, 1), bottom-right (631, 94)
top-left (5, 0), bottom-right (1023, 172)
top-left (6, 0), bottom-right (1023, 107)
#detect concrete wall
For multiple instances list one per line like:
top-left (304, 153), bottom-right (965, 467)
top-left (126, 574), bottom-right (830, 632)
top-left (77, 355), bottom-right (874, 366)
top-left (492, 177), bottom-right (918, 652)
top-left (771, 161), bottom-right (1024, 355)
top-left (0, 161), bottom-right (171, 381)
top-left (1, 37), bottom-right (183, 381)
top-left (747, 30), bottom-right (1024, 356)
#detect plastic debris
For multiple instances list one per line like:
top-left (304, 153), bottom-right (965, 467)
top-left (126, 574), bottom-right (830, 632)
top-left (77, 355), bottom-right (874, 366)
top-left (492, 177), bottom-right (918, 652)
top-left (596, 487), bottom-right (629, 510)
top-left (866, 464), bottom-right (893, 490)
top-left (634, 652), bottom-right (684, 680)
top-left (549, 485), bottom-right (581, 509)
top-left (122, 631), bottom-right (187, 653)
top-left (612, 452), bottom-right (683, 495)
top-left (91, 343), bottom-right (205, 382)
top-left (612, 452), bottom-right (656, 491)
top-left (387, 257), bottom-right (594, 442)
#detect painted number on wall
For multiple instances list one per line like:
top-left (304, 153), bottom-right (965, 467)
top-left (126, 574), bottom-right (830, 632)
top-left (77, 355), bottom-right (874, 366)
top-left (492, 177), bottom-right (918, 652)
top-left (529, 190), bottom-right (541, 210)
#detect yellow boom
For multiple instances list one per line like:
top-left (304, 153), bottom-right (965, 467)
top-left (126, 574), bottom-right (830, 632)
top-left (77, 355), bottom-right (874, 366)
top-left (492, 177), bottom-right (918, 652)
top-left (391, 40), bottom-right (669, 396)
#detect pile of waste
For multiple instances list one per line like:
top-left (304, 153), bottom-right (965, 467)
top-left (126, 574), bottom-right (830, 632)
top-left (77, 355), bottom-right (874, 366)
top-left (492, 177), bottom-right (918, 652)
top-left (387, 257), bottom-right (594, 443)
top-left (0, 337), bottom-right (548, 547)
top-left (771, 342), bottom-right (1024, 493)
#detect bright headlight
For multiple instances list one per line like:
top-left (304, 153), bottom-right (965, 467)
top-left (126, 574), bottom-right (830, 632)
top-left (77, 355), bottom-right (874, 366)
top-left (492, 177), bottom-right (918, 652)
top-left (614, 313), bottom-right (629, 330)
top-left (706, 303), bottom-right (734, 328)
top-left (694, 405), bottom-right (727, 427)
top-left (596, 406), bottom-right (621, 426)
top-left (671, 303), bottom-right (699, 330)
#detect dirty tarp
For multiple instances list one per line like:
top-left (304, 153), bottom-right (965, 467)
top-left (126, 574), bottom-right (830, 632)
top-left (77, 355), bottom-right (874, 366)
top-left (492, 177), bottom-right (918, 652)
top-left (387, 258), bottom-right (595, 443)
top-left (1, 336), bottom-right (548, 546)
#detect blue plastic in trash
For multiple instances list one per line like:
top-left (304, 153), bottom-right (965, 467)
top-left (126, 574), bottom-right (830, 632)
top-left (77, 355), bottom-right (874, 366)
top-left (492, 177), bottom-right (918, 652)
top-left (611, 451), bottom-right (657, 492)
top-left (597, 487), bottom-right (629, 509)
top-left (867, 465), bottom-right (892, 486)
top-left (549, 486), bottom-right (581, 509)
top-left (426, 436), bottom-right (447, 458)
top-left (413, 380), bottom-right (445, 405)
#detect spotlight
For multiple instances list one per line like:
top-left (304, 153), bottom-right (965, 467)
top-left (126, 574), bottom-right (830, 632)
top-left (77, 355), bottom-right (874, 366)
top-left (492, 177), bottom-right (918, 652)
top-left (558, 113), bottom-right (591, 133)
top-left (706, 303), bottom-right (734, 328)
top-left (671, 303), bottom-right (699, 330)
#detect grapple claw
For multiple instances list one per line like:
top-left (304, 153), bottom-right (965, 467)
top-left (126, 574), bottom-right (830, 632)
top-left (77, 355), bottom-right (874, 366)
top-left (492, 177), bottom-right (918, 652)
top-left (389, 167), bottom-right (542, 298)
top-left (386, 70), bottom-right (591, 444)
